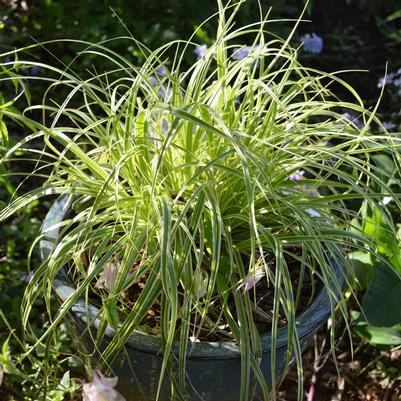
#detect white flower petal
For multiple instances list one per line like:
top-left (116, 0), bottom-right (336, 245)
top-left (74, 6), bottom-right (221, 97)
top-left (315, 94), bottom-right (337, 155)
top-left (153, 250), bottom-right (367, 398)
top-left (96, 256), bottom-right (120, 291)
top-left (238, 268), bottom-right (265, 293)
top-left (83, 370), bottom-right (126, 401)
top-left (93, 369), bottom-right (118, 388)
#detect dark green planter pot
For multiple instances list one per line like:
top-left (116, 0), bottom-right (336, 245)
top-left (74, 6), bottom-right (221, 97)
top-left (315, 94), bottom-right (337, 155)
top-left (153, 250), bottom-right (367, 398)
top-left (41, 196), bottom-right (344, 401)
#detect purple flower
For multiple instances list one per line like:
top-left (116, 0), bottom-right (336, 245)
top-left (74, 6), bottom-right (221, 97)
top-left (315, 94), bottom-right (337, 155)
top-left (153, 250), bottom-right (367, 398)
top-left (288, 170), bottom-right (305, 181)
top-left (300, 33), bottom-right (323, 54)
top-left (232, 46), bottom-right (251, 61)
top-left (194, 44), bottom-right (208, 60)
top-left (83, 369), bottom-right (126, 401)
top-left (22, 270), bottom-right (35, 283)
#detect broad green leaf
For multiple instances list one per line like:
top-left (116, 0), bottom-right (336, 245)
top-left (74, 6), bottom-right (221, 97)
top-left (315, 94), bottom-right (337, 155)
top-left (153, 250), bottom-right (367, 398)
top-left (362, 202), bottom-right (401, 274)
top-left (362, 262), bottom-right (401, 327)
top-left (348, 251), bottom-right (374, 289)
top-left (354, 321), bottom-right (401, 346)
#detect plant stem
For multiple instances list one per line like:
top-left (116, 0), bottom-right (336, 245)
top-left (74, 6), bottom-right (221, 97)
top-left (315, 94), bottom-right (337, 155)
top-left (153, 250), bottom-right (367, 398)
top-left (307, 321), bottom-right (331, 401)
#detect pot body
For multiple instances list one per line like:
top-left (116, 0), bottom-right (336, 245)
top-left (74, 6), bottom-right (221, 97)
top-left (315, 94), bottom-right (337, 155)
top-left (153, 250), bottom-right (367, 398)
top-left (59, 295), bottom-right (310, 401)
top-left (42, 196), bottom-right (344, 401)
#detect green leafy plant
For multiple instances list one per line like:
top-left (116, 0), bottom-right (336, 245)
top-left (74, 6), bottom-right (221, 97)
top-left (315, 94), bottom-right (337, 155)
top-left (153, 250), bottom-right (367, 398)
top-left (352, 311), bottom-right (401, 347)
top-left (0, 1), bottom-right (400, 399)
top-left (349, 198), bottom-right (401, 350)
top-left (375, 9), bottom-right (401, 46)
top-left (349, 199), bottom-right (401, 327)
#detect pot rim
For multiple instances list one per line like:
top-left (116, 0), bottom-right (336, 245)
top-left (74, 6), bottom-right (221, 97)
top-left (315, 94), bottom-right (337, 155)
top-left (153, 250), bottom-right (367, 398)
top-left (41, 195), bottom-right (345, 360)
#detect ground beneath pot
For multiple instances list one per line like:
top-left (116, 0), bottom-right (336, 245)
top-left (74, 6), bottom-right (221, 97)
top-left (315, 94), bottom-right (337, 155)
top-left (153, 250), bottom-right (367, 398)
top-left (278, 324), bottom-right (401, 401)
top-left (1, 312), bottom-right (400, 401)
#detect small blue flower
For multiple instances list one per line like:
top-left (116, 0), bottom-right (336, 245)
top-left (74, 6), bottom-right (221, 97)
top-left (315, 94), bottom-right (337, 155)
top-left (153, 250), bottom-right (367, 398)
top-left (341, 112), bottom-right (363, 129)
top-left (380, 121), bottom-right (396, 132)
top-left (29, 65), bottom-right (41, 76)
top-left (232, 47), bottom-right (251, 61)
top-left (194, 44), bottom-right (208, 60)
top-left (393, 77), bottom-right (401, 87)
top-left (22, 270), bottom-right (35, 282)
top-left (156, 66), bottom-right (167, 76)
top-left (21, 65), bottom-right (41, 76)
top-left (377, 72), bottom-right (398, 88)
top-left (288, 170), bottom-right (305, 181)
top-left (300, 33), bottom-right (323, 54)
top-left (306, 208), bottom-right (321, 218)
top-left (377, 76), bottom-right (387, 88)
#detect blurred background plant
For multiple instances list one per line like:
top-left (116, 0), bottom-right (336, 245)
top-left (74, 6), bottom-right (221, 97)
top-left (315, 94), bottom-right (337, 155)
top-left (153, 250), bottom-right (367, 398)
top-left (0, 158), bottom-right (85, 399)
top-left (0, 0), bottom-right (401, 400)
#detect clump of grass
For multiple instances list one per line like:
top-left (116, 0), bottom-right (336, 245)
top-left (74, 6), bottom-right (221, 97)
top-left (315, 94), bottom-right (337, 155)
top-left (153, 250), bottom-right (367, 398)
top-left (1, 1), bottom-right (400, 399)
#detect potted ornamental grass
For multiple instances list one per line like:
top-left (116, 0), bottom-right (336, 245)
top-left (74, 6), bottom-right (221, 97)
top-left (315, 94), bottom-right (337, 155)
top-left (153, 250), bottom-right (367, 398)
top-left (0, 2), bottom-right (400, 400)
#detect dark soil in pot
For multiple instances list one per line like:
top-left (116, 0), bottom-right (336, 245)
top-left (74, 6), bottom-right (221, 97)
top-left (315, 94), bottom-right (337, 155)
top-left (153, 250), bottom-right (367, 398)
top-left (81, 248), bottom-right (319, 342)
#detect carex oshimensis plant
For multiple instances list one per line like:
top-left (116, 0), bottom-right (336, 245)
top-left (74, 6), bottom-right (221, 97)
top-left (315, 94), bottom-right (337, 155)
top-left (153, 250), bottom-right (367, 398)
top-left (1, 1), bottom-right (400, 400)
